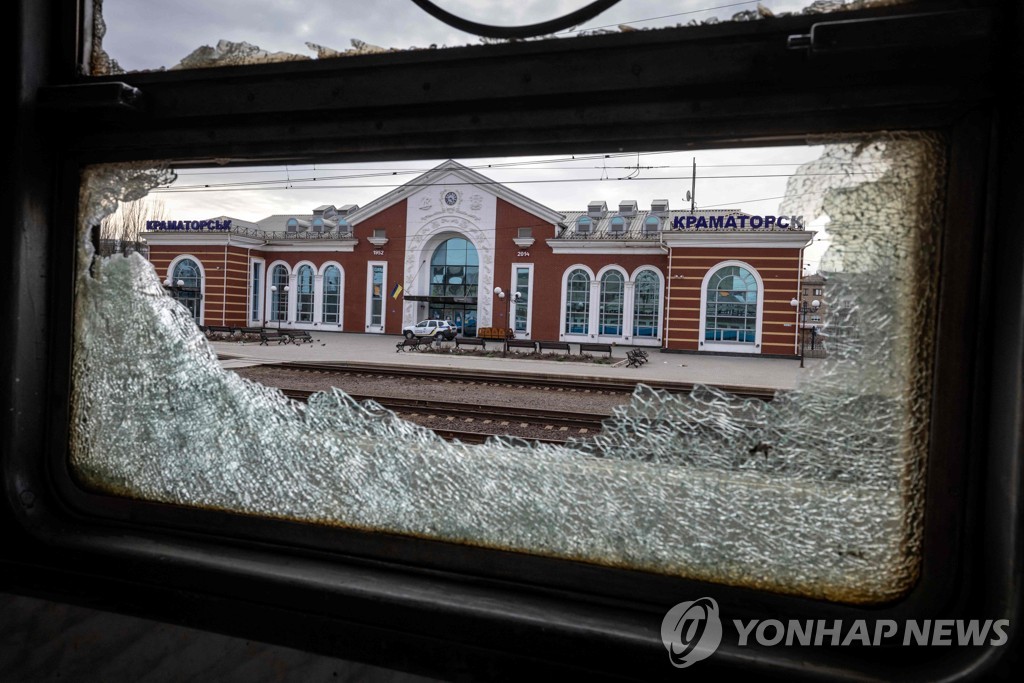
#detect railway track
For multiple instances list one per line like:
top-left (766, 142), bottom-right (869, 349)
top-left (267, 360), bottom-right (777, 400)
top-left (280, 388), bottom-right (606, 444)
top-left (242, 362), bottom-right (775, 445)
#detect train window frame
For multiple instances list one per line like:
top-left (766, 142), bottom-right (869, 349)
top-left (4, 0), bottom-right (1021, 680)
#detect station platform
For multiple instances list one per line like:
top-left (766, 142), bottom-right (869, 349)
top-left (212, 331), bottom-right (819, 392)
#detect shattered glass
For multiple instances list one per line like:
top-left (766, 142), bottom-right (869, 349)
top-left (71, 133), bottom-right (941, 604)
top-left (92, 0), bottom-right (914, 75)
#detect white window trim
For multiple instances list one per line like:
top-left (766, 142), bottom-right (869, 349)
top-left (698, 260), bottom-right (765, 354)
top-left (292, 260), bottom-right (317, 329)
top-left (559, 264), bottom-right (595, 340)
top-left (629, 265), bottom-right (665, 347)
top-left (595, 264), bottom-right (629, 343)
top-left (265, 260), bottom-right (291, 327)
top-left (319, 261), bottom-right (345, 330)
top-left (366, 261), bottom-right (387, 333)
top-left (249, 257), bottom-right (265, 325)
top-left (510, 263), bottom-right (534, 339)
top-left (166, 254), bottom-right (207, 326)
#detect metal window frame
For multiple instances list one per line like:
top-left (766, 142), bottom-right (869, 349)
top-left (3, 1), bottom-right (1022, 680)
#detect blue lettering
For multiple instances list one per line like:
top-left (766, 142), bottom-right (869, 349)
top-left (725, 216), bottom-right (737, 229)
top-left (750, 215), bottom-right (764, 228)
top-left (686, 216), bottom-right (698, 229)
top-left (777, 216), bottom-right (789, 228)
top-left (696, 216), bottom-right (707, 229)
top-left (672, 216), bottom-right (684, 229)
top-left (709, 216), bottom-right (723, 229)
top-left (764, 216), bottom-right (776, 229)
top-left (792, 215), bottom-right (805, 229)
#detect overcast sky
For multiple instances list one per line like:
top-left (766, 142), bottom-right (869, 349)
top-left (102, 0), bottom-right (844, 270)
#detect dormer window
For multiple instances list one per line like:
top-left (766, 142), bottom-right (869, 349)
top-left (286, 218), bottom-right (298, 233)
top-left (618, 200), bottom-right (637, 217)
top-left (336, 218), bottom-right (350, 234)
top-left (643, 216), bottom-right (661, 235)
top-left (610, 216), bottom-right (626, 234)
top-left (576, 216), bottom-right (593, 235)
top-left (586, 201), bottom-right (607, 219)
top-left (311, 217), bottom-right (324, 233)
top-left (651, 199), bottom-right (670, 213)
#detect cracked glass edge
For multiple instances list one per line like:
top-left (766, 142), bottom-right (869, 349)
top-left (71, 134), bottom-right (941, 604)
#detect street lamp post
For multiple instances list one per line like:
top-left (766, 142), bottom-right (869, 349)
top-left (270, 284), bottom-right (290, 331)
top-left (270, 285), bottom-right (279, 331)
top-left (493, 287), bottom-right (522, 357)
top-left (790, 297), bottom-right (821, 368)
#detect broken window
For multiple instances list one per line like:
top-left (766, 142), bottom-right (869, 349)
top-left (71, 132), bottom-right (941, 604)
top-left (91, 0), bottom-right (915, 75)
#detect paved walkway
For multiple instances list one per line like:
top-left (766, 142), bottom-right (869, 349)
top-left (212, 331), bottom-right (822, 391)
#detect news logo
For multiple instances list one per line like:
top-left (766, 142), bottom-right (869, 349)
top-left (660, 597), bottom-right (723, 668)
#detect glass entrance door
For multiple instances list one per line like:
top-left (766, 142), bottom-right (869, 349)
top-left (429, 304), bottom-right (477, 337)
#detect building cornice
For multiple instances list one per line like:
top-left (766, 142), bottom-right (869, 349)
top-left (661, 230), bottom-right (815, 250)
top-left (545, 238), bottom-right (666, 255)
top-left (144, 232), bottom-right (360, 252)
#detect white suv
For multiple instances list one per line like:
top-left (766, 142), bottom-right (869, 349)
top-left (403, 319), bottom-right (456, 340)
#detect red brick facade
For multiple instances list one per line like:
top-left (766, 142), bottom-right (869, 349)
top-left (145, 161), bottom-right (812, 357)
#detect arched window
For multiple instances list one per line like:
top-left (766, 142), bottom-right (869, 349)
top-left (296, 265), bottom-right (314, 322)
top-left (286, 218), bottom-right (298, 233)
top-left (170, 258), bottom-right (202, 323)
top-left (609, 216), bottom-right (626, 234)
top-left (705, 265), bottom-right (758, 343)
top-left (311, 217), bottom-right (324, 233)
top-left (633, 269), bottom-right (661, 338)
top-left (564, 269), bottom-right (590, 335)
top-left (271, 265), bottom-right (289, 322)
top-left (599, 270), bottom-right (624, 335)
top-left (643, 216), bottom-right (661, 235)
top-left (576, 216), bottom-right (592, 235)
top-left (322, 265), bottom-right (341, 325)
top-left (430, 237), bottom-right (479, 298)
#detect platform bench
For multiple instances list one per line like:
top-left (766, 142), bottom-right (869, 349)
top-left (506, 339), bottom-right (537, 352)
top-left (203, 325), bottom-right (235, 339)
top-left (626, 348), bottom-right (649, 368)
top-left (237, 326), bottom-right (265, 341)
top-left (260, 328), bottom-right (288, 345)
top-left (579, 343), bottom-right (613, 358)
top-left (537, 341), bottom-right (571, 353)
top-left (455, 337), bottom-right (486, 350)
top-left (287, 329), bottom-right (314, 344)
top-left (396, 337), bottom-right (422, 352)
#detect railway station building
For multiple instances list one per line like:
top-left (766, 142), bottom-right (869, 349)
top-left (145, 160), bottom-right (815, 356)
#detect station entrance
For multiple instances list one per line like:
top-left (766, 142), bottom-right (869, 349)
top-left (428, 303), bottom-right (477, 337)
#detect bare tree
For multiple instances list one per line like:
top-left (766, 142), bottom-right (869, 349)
top-left (99, 197), bottom-right (167, 256)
